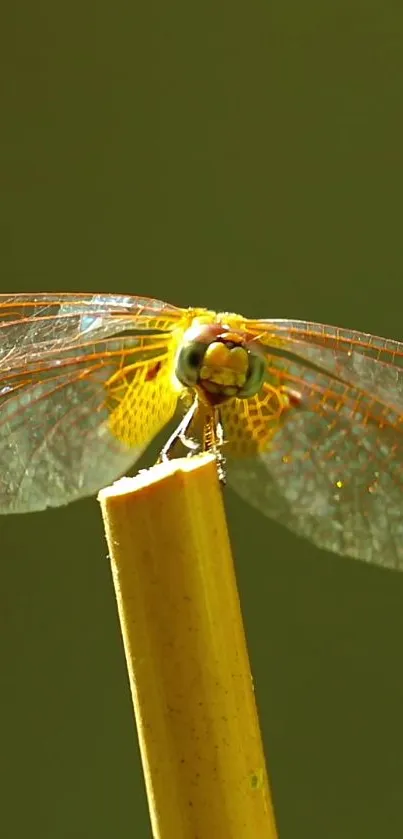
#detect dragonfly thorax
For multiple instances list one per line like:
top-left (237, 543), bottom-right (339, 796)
top-left (175, 323), bottom-right (266, 404)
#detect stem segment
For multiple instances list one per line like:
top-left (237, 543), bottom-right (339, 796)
top-left (99, 453), bottom-right (278, 838)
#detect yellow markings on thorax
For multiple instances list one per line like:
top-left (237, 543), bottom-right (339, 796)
top-left (104, 309), bottom-right (290, 453)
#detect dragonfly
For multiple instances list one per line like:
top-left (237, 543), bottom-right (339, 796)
top-left (0, 292), bottom-right (402, 570)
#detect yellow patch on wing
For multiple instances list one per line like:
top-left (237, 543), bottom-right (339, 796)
top-left (106, 338), bottom-right (182, 448)
top-left (221, 384), bottom-right (292, 456)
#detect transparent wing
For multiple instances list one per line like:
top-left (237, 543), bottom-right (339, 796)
top-left (0, 292), bottom-right (183, 369)
top-left (224, 319), bottom-right (403, 570)
top-left (0, 293), bottom-right (185, 512)
top-left (245, 317), bottom-right (403, 409)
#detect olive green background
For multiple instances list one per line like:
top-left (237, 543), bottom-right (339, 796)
top-left (1, 2), bottom-right (403, 837)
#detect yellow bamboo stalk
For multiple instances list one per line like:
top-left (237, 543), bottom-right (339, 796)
top-left (98, 452), bottom-right (278, 839)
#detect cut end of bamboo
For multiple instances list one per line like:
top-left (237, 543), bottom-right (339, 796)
top-left (98, 451), bottom-right (217, 501)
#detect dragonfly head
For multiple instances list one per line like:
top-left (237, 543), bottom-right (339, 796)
top-left (176, 323), bottom-right (266, 404)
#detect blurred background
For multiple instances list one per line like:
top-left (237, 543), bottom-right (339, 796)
top-left (1, 2), bottom-right (403, 837)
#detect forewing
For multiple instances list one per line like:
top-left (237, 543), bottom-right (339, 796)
top-left (0, 292), bottom-right (183, 368)
top-left (245, 318), bottom-right (403, 411)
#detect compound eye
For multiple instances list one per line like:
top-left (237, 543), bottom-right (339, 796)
top-left (176, 340), bottom-right (207, 386)
top-left (238, 349), bottom-right (266, 398)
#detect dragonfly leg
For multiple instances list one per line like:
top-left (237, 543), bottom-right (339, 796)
top-left (203, 408), bottom-right (227, 485)
top-left (159, 398), bottom-right (200, 462)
